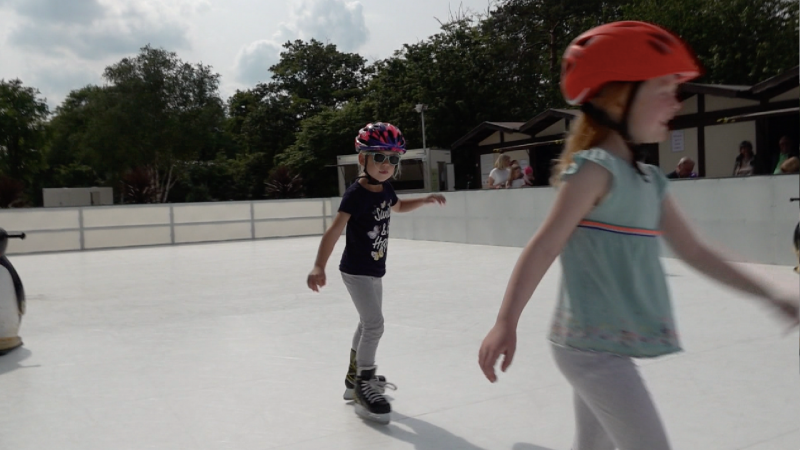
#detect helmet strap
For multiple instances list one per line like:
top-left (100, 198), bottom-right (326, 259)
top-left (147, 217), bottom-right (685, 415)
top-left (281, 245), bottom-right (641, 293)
top-left (356, 173), bottom-right (382, 185)
top-left (355, 154), bottom-right (383, 185)
top-left (580, 82), bottom-right (649, 179)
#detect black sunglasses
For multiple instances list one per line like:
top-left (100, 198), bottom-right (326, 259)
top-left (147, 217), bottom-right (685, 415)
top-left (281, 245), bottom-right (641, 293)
top-left (369, 153), bottom-right (401, 165)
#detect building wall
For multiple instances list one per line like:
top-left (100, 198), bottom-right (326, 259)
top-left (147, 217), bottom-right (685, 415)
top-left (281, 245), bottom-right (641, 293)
top-left (478, 131), bottom-right (531, 146)
top-left (659, 128), bottom-right (699, 174)
top-left (680, 95), bottom-right (699, 114)
top-left (705, 95), bottom-right (760, 112)
top-left (769, 86), bottom-right (799, 102)
top-left (536, 120), bottom-right (567, 137)
top-left (704, 121), bottom-right (757, 178)
top-left (43, 187), bottom-right (114, 207)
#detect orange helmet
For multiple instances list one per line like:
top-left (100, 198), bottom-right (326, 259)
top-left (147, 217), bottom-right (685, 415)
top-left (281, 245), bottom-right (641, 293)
top-left (560, 21), bottom-right (703, 105)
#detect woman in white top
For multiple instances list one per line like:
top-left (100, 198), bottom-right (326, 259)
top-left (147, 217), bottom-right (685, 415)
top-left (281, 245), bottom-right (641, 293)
top-left (733, 141), bottom-right (756, 177)
top-left (487, 154), bottom-right (511, 189)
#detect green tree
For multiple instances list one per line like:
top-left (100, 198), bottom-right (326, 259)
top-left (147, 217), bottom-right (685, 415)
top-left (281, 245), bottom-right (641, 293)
top-left (621, 0), bottom-right (799, 84)
top-left (277, 101), bottom-right (373, 198)
top-left (0, 79), bottom-right (49, 183)
top-left (361, 17), bottom-right (501, 152)
top-left (235, 84), bottom-right (298, 159)
top-left (270, 39), bottom-right (372, 120)
top-left (96, 45), bottom-right (226, 202)
top-left (233, 39), bottom-right (372, 186)
top-left (46, 86), bottom-right (106, 174)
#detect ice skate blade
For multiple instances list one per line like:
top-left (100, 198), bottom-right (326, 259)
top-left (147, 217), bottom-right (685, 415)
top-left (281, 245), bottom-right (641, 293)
top-left (343, 388), bottom-right (354, 401)
top-left (354, 404), bottom-right (390, 424)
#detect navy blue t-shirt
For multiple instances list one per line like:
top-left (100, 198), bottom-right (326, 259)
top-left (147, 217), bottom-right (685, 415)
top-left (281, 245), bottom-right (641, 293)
top-left (338, 181), bottom-right (399, 278)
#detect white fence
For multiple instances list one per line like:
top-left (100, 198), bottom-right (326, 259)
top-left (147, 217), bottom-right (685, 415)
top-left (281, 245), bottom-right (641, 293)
top-left (2, 175), bottom-right (798, 266)
top-left (381, 174), bottom-right (800, 266)
top-left (0, 199), bottom-right (333, 254)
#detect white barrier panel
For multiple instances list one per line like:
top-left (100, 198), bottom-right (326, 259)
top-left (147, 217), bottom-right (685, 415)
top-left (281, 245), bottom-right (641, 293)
top-left (83, 205), bottom-right (170, 228)
top-left (174, 222), bottom-right (252, 244)
top-left (255, 219), bottom-right (323, 239)
top-left (388, 175), bottom-right (798, 266)
top-left (663, 176), bottom-right (798, 265)
top-left (0, 209), bottom-right (79, 231)
top-left (0, 199), bottom-right (328, 254)
top-left (253, 199), bottom-right (324, 220)
top-left (0, 177), bottom-right (796, 266)
top-left (0, 207), bottom-right (83, 253)
top-left (173, 203), bottom-right (251, 224)
top-left (10, 231), bottom-right (82, 253)
top-left (84, 226), bottom-right (172, 250)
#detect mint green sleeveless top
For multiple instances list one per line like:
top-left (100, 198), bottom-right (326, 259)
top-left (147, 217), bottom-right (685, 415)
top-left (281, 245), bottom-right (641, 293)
top-left (548, 148), bottom-right (680, 358)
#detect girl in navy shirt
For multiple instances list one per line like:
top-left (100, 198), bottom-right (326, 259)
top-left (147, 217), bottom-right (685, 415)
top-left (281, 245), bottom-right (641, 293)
top-left (307, 122), bottom-right (445, 424)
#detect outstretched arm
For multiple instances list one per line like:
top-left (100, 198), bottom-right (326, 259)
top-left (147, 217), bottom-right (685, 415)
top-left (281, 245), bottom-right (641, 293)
top-left (660, 194), bottom-right (798, 324)
top-left (392, 194), bottom-right (446, 213)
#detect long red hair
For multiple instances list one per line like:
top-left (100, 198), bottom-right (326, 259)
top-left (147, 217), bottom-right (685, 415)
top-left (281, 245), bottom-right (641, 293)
top-left (551, 82), bottom-right (635, 186)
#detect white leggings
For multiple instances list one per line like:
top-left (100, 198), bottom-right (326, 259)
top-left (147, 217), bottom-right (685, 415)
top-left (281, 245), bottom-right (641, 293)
top-left (551, 343), bottom-right (672, 450)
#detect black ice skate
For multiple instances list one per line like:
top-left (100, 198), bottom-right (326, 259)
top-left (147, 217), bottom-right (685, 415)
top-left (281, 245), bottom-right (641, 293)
top-left (353, 366), bottom-right (394, 424)
top-left (343, 349), bottom-right (395, 401)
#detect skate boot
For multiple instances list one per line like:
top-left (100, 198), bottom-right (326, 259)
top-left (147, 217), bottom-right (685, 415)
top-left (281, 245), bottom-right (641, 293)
top-left (344, 349), bottom-right (395, 400)
top-left (354, 366), bottom-right (393, 424)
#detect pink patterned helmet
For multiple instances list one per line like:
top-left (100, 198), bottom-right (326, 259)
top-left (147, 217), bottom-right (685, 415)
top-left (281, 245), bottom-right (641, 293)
top-left (355, 122), bottom-right (406, 154)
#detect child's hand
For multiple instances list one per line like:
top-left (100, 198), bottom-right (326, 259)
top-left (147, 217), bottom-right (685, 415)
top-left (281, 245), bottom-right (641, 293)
top-left (307, 266), bottom-right (326, 292)
top-left (425, 194), bottom-right (446, 205)
top-left (478, 323), bottom-right (517, 383)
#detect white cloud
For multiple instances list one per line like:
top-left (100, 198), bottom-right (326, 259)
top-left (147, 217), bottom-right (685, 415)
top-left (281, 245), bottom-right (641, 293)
top-left (28, 63), bottom-right (103, 109)
top-left (281, 0), bottom-right (368, 52)
top-left (14, 0), bottom-right (105, 24)
top-left (234, 40), bottom-right (283, 85)
top-left (10, 19), bottom-right (191, 61)
top-left (5, 0), bottom-right (205, 60)
top-left (0, 0), bottom-right (215, 107)
top-left (0, 0), bottom-right (494, 105)
top-left (234, 0), bottom-right (368, 84)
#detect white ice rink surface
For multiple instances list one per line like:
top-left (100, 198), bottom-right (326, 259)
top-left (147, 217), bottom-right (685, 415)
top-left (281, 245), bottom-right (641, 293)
top-left (0, 236), bottom-right (798, 450)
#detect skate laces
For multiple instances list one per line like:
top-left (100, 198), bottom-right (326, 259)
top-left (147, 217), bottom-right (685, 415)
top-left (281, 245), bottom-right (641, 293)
top-left (373, 378), bottom-right (397, 394)
top-left (361, 377), bottom-right (397, 402)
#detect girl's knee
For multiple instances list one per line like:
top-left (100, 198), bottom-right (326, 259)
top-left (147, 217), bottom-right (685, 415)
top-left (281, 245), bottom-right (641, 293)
top-left (361, 317), bottom-right (384, 337)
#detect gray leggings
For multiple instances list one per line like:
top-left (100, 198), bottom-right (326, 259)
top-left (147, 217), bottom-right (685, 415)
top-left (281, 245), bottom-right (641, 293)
top-left (551, 343), bottom-right (672, 450)
top-left (341, 272), bottom-right (384, 368)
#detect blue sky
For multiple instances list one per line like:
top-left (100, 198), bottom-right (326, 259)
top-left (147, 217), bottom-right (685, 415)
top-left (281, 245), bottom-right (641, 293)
top-left (0, 0), bottom-right (495, 107)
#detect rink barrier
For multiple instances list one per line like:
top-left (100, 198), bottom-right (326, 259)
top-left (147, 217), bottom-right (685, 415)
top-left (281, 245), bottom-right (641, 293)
top-left (383, 174), bottom-right (799, 267)
top-left (0, 175), bottom-right (796, 266)
top-left (0, 198), bottom-right (334, 255)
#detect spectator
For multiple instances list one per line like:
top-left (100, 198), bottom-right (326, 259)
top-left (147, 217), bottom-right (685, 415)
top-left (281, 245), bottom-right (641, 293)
top-left (523, 166), bottom-right (535, 186)
top-left (773, 136), bottom-right (799, 174)
top-left (733, 141), bottom-right (756, 177)
top-left (507, 162), bottom-right (526, 188)
top-left (780, 156), bottom-right (799, 174)
top-left (486, 154), bottom-right (511, 189)
top-left (666, 157), bottom-right (697, 179)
